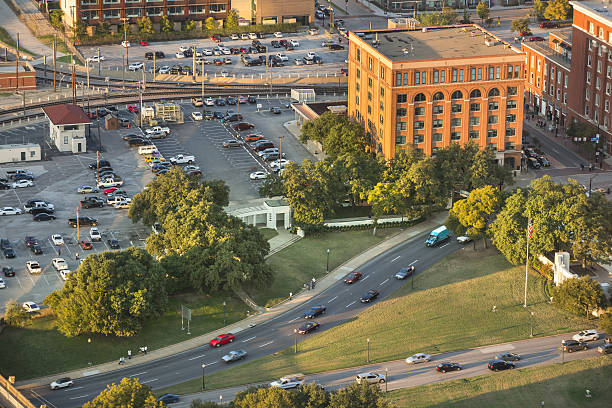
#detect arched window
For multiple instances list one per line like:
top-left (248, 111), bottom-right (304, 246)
top-left (414, 93), bottom-right (426, 102)
top-left (470, 89), bottom-right (482, 98)
top-left (488, 88), bottom-right (500, 97)
top-left (451, 90), bottom-right (463, 100)
top-left (433, 92), bottom-right (444, 101)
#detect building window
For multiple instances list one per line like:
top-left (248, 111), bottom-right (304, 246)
top-left (415, 71), bottom-right (420, 85)
top-left (433, 133), bottom-right (443, 142)
top-left (452, 69), bottom-right (457, 82)
top-left (368, 78), bottom-right (372, 88)
top-left (470, 102), bottom-right (481, 112)
top-left (530, 72), bottom-right (534, 84)
top-left (469, 130), bottom-right (479, 139)
top-left (487, 129), bottom-right (498, 138)
top-left (368, 91), bottom-right (372, 101)
top-left (586, 88), bottom-right (590, 101)
top-left (459, 69), bottom-right (464, 82)
top-left (414, 107), bottom-right (425, 116)
top-left (600, 27), bottom-right (605, 39)
top-left (514, 65), bottom-right (520, 78)
top-left (506, 128), bottom-right (516, 137)
top-left (422, 72), bottom-right (427, 84)
top-left (379, 114), bottom-right (384, 124)
top-left (488, 88), bottom-right (500, 97)
top-left (451, 90), bottom-right (463, 99)
top-left (451, 104), bottom-right (462, 113)
top-left (489, 66), bottom-right (495, 80)
top-left (367, 105), bottom-right (371, 114)
top-left (433, 70), bottom-right (439, 83)
top-left (433, 92), bottom-right (444, 101)
top-left (478, 67), bottom-right (483, 80)
top-left (488, 115), bottom-right (498, 124)
top-left (368, 57), bottom-right (372, 70)
top-left (595, 93), bottom-right (600, 107)
top-left (379, 101), bottom-right (384, 111)
top-left (103, 9), bottom-right (120, 17)
top-left (413, 134), bottom-right (424, 144)
top-left (404, 73), bottom-right (409, 85)
top-left (607, 66), bottom-right (611, 79)
top-left (471, 68), bottom-right (476, 81)
top-left (356, 83), bottom-right (360, 92)
top-left (565, 75), bottom-right (568, 88)
top-left (585, 104), bottom-right (590, 116)
top-left (507, 114), bottom-right (516, 122)
top-left (588, 55), bottom-right (592, 67)
top-left (507, 65), bottom-right (512, 79)
top-left (543, 79), bottom-right (547, 93)
top-left (550, 84), bottom-right (554, 94)
top-left (507, 100), bottom-right (517, 109)
top-left (414, 121), bottom-right (424, 129)
top-left (380, 66), bottom-right (385, 79)
top-left (395, 135), bottom-right (406, 145)
top-left (380, 87), bottom-right (385, 97)
top-left (537, 61), bottom-right (541, 73)
top-left (63, 136), bottom-right (68, 144)
top-left (356, 96), bottom-right (360, 106)
top-left (395, 72), bottom-right (400, 86)
top-left (507, 86), bottom-right (517, 96)
top-left (469, 117), bottom-right (480, 126)
top-left (397, 94), bottom-right (407, 103)
top-left (596, 77), bottom-right (601, 90)
top-left (556, 88), bottom-right (561, 100)
top-left (450, 131), bottom-right (461, 140)
top-left (597, 61), bottom-right (602, 73)
top-left (607, 82), bottom-right (611, 95)
top-left (433, 119), bottom-right (443, 128)
top-left (451, 118), bottom-right (462, 127)
top-left (488, 102), bottom-right (499, 110)
top-left (606, 100), bottom-right (610, 112)
top-left (470, 89), bottom-right (482, 98)
top-left (356, 49), bottom-right (360, 62)
top-left (396, 122), bottom-right (407, 131)
top-left (414, 93), bottom-right (426, 102)
top-left (589, 22), bottom-right (595, 34)
top-left (440, 70), bottom-right (445, 83)
top-left (433, 105), bottom-right (444, 114)
top-left (563, 93), bottom-right (567, 104)
top-left (188, 5), bottom-right (204, 13)
top-left (536, 77), bottom-right (540, 89)
top-left (357, 69), bottom-right (361, 79)
top-left (396, 108), bottom-right (407, 117)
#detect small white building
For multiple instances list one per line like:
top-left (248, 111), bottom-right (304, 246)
top-left (42, 104), bottom-right (90, 153)
top-left (0, 143), bottom-right (40, 163)
top-left (228, 198), bottom-right (292, 229)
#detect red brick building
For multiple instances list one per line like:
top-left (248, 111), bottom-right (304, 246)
top-left (0, 62), bottom-right (36, 92)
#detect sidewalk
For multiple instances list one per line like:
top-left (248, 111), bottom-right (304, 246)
top-left (18, 212), bottom-right (447, 387)
top-left (0, 0), bottom-right (55, 58)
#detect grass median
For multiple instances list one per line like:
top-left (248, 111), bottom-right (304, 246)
top-left (0, 292), bottom-right (248, 380)
top-left (159, 247), bottom-right (593, 395)
top-left (388, 355), bottom-right (612, 407)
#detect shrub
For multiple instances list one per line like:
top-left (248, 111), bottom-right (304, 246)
top-left (552, 276), bottom-right (606, 317)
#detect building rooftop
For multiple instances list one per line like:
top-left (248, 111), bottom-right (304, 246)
top-left (522, 42), bottom-right (571, 70)
top-left (354, 25), bottom-right (519, 62)
top-left (550, 29), bottom-right (572, 45)
top-left (0, 65), bottom-right (29, 73)
top-left (292, 100), bottom-right (348, 121)
top-left (42, 104), bottom-right (91, 125)
top-left (571, 0), bottom-right (612, 25)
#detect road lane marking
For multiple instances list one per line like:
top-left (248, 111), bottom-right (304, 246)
top-left (440, 243), bottom-right (449, 248)
top-left (242, 336), bottom-right (256, 343)
top-left (391, 255), bottom-right (400, 262)
top-left (141, 378), bottom-right (158, 384)
top-left (130, 371), bottom-right (148, 376)
top-left (362, 275), bottom-right (369, 281)
top-left (479, 344), bottom-right (515, 354)
top-left (288, 317), bottom-right (299, 322)
top-left (69, 395), bottom-right (89, 400)
top-left (408, 260), bottom-right (418, 266)
top-left (379, 278), bottom-right (389, 286)
top-left (259, 341), bottom-right (274, 348)
top-left (69, 386), bottom-right (84, 391)
top-left (345, 301), bottom-right (356, 308)
top-left (205, 361), bottom-right (218, 366)
top-left (328, 296), bottom-right (338, 302)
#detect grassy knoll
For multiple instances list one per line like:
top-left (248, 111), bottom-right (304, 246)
top-left (250, 228), bottom-right (401, 307)
top-left (0, 27), bottom-right (36, 56)
top-left (0, 292), bottom-right (248, 380)
top-left (388, 355), bottom-right (612, 408)
top-left (160, 248), bottom-right (593, 394)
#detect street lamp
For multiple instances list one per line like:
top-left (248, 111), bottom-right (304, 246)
top-left (223, 300), bottom-right (226, 326)
top-left (385, 367), bottom-right (388, 392)
top-left (202, 363), bottom-right (206, 390)
top-left (326, 248), bottom-right (330, 273)
top-left (294, 329), bottom-right (298, 353)
top-left (88, 338), bottom-right (92, 366)
top-left (367, 338), bottom-right (370, 363)
top-left (530, 311), bottom-right (535, 337)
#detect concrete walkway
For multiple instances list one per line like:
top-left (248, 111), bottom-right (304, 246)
top-left (19, 212), bottom-right (447, 387)
top-left (0, 0), bottom-right (55, 58)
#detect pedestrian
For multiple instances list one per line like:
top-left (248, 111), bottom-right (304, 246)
top-left (289, 292), bottom-right (293, 300)
top-left (127, 349), bottom-right (132, 360)
top-left (608, 187), bottom-right (610, 194)
top-left (531, 114), bottom-right (534, 120)
top-left (581, 163), bottom-right (584, 171)
top-left (119, 357), bottom-right (125, 365)
top-left (589, 163), bottom-right (593, 172)
top-left (312, 277), bottom-right (316, 284)
top-left (144, 346), bottom-right (148, 355)
top-left (75, 252), bottom-right (79, 261)
top-left (58, 247), bottom-right (61, 256)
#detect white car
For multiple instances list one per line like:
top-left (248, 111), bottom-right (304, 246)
top-left (249, 171), bottom-right (268, 180)
top-left (289, 39), bottom-right (299, 47)
top-left (221, 71), bottom-right (229, 77)
top-left (405, 353), bottom-right (432, 364)
top-left (114, 199), bottom-right (132, 209)
top-left (128, 62), bottom-right (144, 71)
top-left (23, 301), bottom-right (40, 312)
top-left (294, 58), bottom-right (304, 66)
top-left (355, 372), bottom-right (385, 385)
top-left (50, 377), bottom-right (73, 390)
top-left (238, 96), bottom-right (248, 103)
top-left (179, 45), bottom-right (190, 52)
top-left (241, 33), bottom-right (249, 40)
top-left (121, 41), bottom-right (131, 48)
top-left (184, 165), bottom-right (200, 172)
top-left (12, 180), bottom-right (34, 188)
top-left (248, 32), bottom-right (258, 39)
top-left (230, 33), bottom-right (239, 40)
top-left (213, 48), bottom-right (222, 56)
top-left (274, 32), bottom-right (283, 38)
top-left (205, 97), bottom-right (215, 106)
top-left (0, 207), bottom-right (22, 215)
top-left (159, 66), bottom-right (171, 74)
top-left (175, 52), bottom-right (185, 59)
top-left (86, 55), bottom-right (105, 63)
top-left (306, 52), bottom-right (316, 60)
top-left (0, 278), bottom-right (5, 289)
top-left (276, 53), bottom-right (288, 62)
top-left (202, 48), bottom-right (213, 56)
top-left (77, 185), bottom-right (99, 194)
top-left (572, 329), bottom-right (599, 342)
top-left (52, 258), bottom-right (69, 271)
top-left (192, 97), bottom-right (204, 107)
top-left (89, 227), bottom-right (102, 241)
top-left (51, 234), bottom-right (64, 246)
top-left (59, 270), bottom-right (71, 281)
top-left (456, 236), bottom-right (472, 244)
top-left (221, 47), bottom-right (231, 55)
top-left (192, 111), bottom-right (203, 120)
top-left (270, 374), bottom-right (304, 389)
top-left (308, 28), bottom-right (318, 35)
top-left (26, 261), bottom-right (42, 274)
top-left (270, 159), bottom-right (290, 170)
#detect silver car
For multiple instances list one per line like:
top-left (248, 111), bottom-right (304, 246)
top-left (355, 372), bottom-right (385, 384)
top-left (222, 349), bottom-right (248, 363)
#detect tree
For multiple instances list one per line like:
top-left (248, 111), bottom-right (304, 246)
top-left (160, 15), bottom-right (173, 33)
top-left (368, 182), bottom-right (406, 219)
top-left (418, 8), bottom-right (458, 26)
top-left (300, 113), bottom-right (369, 158)
top-left (44, 248), bottom-right (167, 337)
top-left (450, 185), bottom-right (501, 249)
top-left (205, 17), bottom-right (217, 31)
top-left (137, 16), bottom-right (154, 35)
top-left (510, 17), bottom-right (530, 34)
top-left (432, 142), bottom-right (479, 201)
top-left (470, 148), bottom-right (513, 189)
top-left (183, 20), bottom-right (197, 32)
top-left (83, 378), bottom-right (163, 408)
top-left (190, 399), bottom-right (223, 408)
top-left (544, 0), bottom-right (572, 21)
top-left (225, 8), bottom-right (239, 30)
top-left (329, 382), bottom-right (395, 408)
top-left (71, 22), bottom-right (87, 41)
top-left (333, 153), bottom-right (383, 205)
top-left (552, 277), bottom-right (606, 317)
top-left (233, 385), bottom-right (297, 407)
top-left (461, 8), bottom-right (471, 24)
top-left (259, 173), bottom-right (285, 198)
top-left (4, 301), bottom-right (31, 327)
top-left (49, 9), bottom-right (64, 31)
top-left (476, 1), bottom-right (490, 22)
top-left (533, 0), bottom-right (547, 19)
top-left (598, 310), bottom-right (612, 338)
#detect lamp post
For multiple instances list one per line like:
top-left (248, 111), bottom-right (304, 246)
top-left (326, 248), bottom-right (330, 273)
top-left (385, 367), bottom-right (388, 392)
top-left (294, 329), bottom-right (298, 353)
top-left (88, 338), bottom-right (92, 366)
top-left (367, 338), bottom-right (370, 363)
top-left (223, 300), bottom-right (226, 326)
top-left (201, 363), bottom-right (206, 390)
top-left (530, 311), bottom-right (535, 337)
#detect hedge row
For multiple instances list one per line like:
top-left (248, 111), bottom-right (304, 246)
top-left (293, 217), bottom-right (423, 235)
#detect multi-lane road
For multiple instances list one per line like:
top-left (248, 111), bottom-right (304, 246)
top-left (26, 230), bottom-right (463, 407)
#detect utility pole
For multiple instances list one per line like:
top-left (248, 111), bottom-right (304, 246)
top-left (86, 59), bottom-right (90, 89)
top-left (71, 57), bottom-right (76, 104)
top-left (43, 55), bottom-right (47, 80)
top-left (138, 79), bottom-right (143, 128)
top-left (192, 43), bottom-right (196, 82)
top-left (53, 34), bottom-right (57, 92)
top-left (121, 18), bottom-right (128, 90)
top-left (76, 206), bottom-right (80, 242)
top-left (201, 59), bottom-right (205, 100)
top-left (97, 47), bottom-right (101, 76)
top-left (21, 91), bottom-right (25, 117)
top-left (153, 52), bottom-right (156, 82)
top-left (15, 33), bottom-right (19, 92)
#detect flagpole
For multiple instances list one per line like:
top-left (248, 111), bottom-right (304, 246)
top-left (524, 210), bottom-right (531, 308)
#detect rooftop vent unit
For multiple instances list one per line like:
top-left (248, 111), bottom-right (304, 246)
top-left (484, 38), bottom-right (496, 46)
top-left (422, 27), bottom-right (428, 32)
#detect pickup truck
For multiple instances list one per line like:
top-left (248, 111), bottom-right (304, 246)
top-left (169, 154), bottom-right (195, 164)
top-left (68, 216), bottom-right (98, 228)
top-left (145, 126), bottom-right (170, 135)
top-left (80, 197), bottom-right (104, 208)
top-left (97, 178), bottom-right (124, 188)
top-left (7, 169), bottom-right (33, 180)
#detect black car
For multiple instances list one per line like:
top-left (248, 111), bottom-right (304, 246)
top-left (329, 44), bottom-right (345, 51)
top-left (89, 160), bottom-right (110, 169)
top-left (313, 56), bottom-right (323, 65)
top-left (360, 289), bottom-right (379, 303)
top-left (13, 174), bottom-right (34, 181)
top-left (204, 111), bottom-right (215, 120)
top-left (271, 40), bottom-right (281, 48)
top-left (527, 157), bottom-right (541, 169)
top-left (270, 107), bottom-right (281, 114)
top-left (0, 182), bottom-right (10, 190)
top-left (226, 113), bottom-right (243, 122)
top-left (0, 239), bottom-right (10, 250)
top-left (30, 207), bottom-right (54, 215)
top-left (128, 138), bottom-right (148, 147)
top-left (157, 394), bottom-right (180, 404)
top-left (562, 339), bottom-right (588, 352)
top-left (3, 266), bottom-right (15, 277)
top-left (248, 95), bottom-right (257, 104)
top-left (68, 216), bottom-right (98, 227)
top-left (3, 247), bottom-right (15, 258)
top-left (304, 305), bottom-right (326, 319)
top-left (226, 97), bottom-right (237, 105)
top-left (213, 111), bottom-right (225, 119)
top-left (298, 321), bottom-right (320, 334)
top-left (108, 239), bottom-right (120, 249)
top-left (30, 243), bottom-right (43, 254)
top-left (155, 51), bottom-right (165, 59)
top-left (145, 52), bottom-right (154, 60)
top-left (81, 198), bottom-right (104, 209)
top-left (488, 360), bottom-right (515, 371)
top-left (215, 98), bottom-right (226, 106)
top-left (436, 362), bottom-right (462, 373)
top-left (537, 156), bottom-right (551, 167)
top-left (34, 213), bottom-right (56, 222)
top-left (183, 49), bottom-right (193, 58)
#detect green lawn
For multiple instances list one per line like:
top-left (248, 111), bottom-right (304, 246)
top-left (159, 248), bottom-right (593, 394)
top-left (259, 228), bottom-right (279, 241)
top-left (249, 228), bottom-right (401, 307)
top-left (388, 356), bottom-right (612, 408)
top-left (0, 27), bottom-right (36, 56)
top-left (0, 292), bottom-right (248, 380)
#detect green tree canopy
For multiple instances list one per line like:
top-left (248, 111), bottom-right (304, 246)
top-left (225, 9), bottom-right (239, 29)
top-left (160, 16), bottom-right (173, 32)
top-left (83, 378), bottom-right (163, 408)
top-left (50, 9), bottom-right (64, 31)
top-left (329, 382), bottom-right (395, 408)
top-left (552, 277), bottom-right (606, 317)
top-left (205, 17), bottom-right (218, 30)
top-left (533, 0), bottom-right (547, 19)
top-left (476, 2), bottom-right (490, 22)
top-left (417, 8), bottom-right (458, 26)
top-left (45, 248), bottom-right (167, 337)
top-left (450, 185), bottom-right (502, 248)
top-left (299, 112), bottom-right (369, 158)
top-left (544, 0), bottom-right (572, 21)
top-left (4, 301), bottom-right (31, 327)
top-left (511, 17), bottom-right (530, 34)
top-left (137, 16), bottom-right (153, 35)
top-left (598, 309), bottom-right (612, 337)
top-left (259, 173), bottom-right (285, 198)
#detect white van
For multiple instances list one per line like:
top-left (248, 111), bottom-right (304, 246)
top-left (138, 145), bottom-right (158, 155)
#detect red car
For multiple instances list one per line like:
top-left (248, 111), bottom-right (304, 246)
top-left (344, 271), bottom-right (362, 284)
top-left (80, 240), bottom-right (93, 250)
top-left (139, 39), bottom-right (149, 46)
top-left (104, 187), bottom-right (118, 195)
top-left (529, 36), bottom-right (545, 42)
top-left (244, 133), bottom-right (264, 142)
top-left (209, 333), bottom-right (235, 347)
top-left (233, 122), bottom-right (255, 131)
top-left (340, 68), bottom-right (348, 76)
top-left (127, 105), bottom-right (139, 113)
top-left (539, 21), bottom-right (559, 29)
top-left (518, 31), bottom-right (531, 37)
top-left (211, 35), bottom-right (222, 43)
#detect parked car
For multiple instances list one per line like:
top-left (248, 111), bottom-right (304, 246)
top-left (355, 372), bottom-right (385, 385)
top-left (209, 333), bottom-right (235, 347)
top-left (157, 394), bottom-right (179, 404)
top-left (598, 344), bottom-right (612, 354)
top-left (26, 261), bottom-right (42, 274)
top-left (360, 289), bottom-right (379, 303)
top-left (495, 352), bottom-right (520, 361)
top-left (488, 360), bottom-right (515, 371)
top-left (245, 133), bottom-right (264, 142)
top-left (223, 139), bottom-right (244, 148)
top-left (436, 362), bottom-right (462, 373)
top-left (297, 321), bottom-right (320, 334)
top-left (344, 271), bottom-right (362, 284)
top-left (108, 238), bottom-right (120, 249)
top-left (52, 258), bottom-right (69, 271)
top-left (329, 44), bottom-right (345, 50)
top-left (51, 234), bottom-right (64, 246)
top-left (3, 266), bottom-right (15, 277)
top-left (572, 329), bottom-right (599, 342)
top-left (539, 21), bottom-right (559, 28)
top-left (78, 185), bottom-right (99, 194)
top-left (34, 213), bottom-right (56, 221)
top-left (234, 122), bottom-right (255, 131)
top-left (249, 171), bottom-right (268, 180)
top-left (406, 353), bottom-right (432, 364)
top-left (0, 207), bottom-right (22, 215)
top-left (89, 227), bottom-right (102, 242)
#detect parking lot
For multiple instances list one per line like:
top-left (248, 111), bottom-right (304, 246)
top-left (79, 30), bottom-right (349, 78)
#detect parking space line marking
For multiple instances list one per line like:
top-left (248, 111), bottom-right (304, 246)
top-left (345, 301), bottom-right (356, 308)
